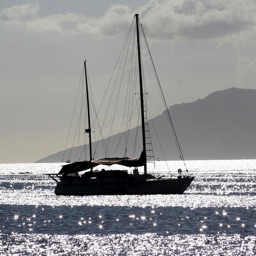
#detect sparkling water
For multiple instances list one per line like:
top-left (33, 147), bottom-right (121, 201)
top-left (0, 160), bottom-right (255, 255)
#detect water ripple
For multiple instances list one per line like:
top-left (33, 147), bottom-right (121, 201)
top-left (0, 233), bottom-right (255, 255)
top-left (0, 162), bottom-right (256, 255)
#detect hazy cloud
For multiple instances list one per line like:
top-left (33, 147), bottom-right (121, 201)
top-left (1, 0), bottom-right (256, 40)
top-left (0, 3), bottom-right (132, 35)
top-left (140, 0), bottom-right (256, 40)
top-left (1, 3), bottom-right (38, 23)
top-left (98, 5), bottom-right (132, 36)
top-left (1, 3), bottom-right (90, 34)
top-left (26, 13), bottom-right (89, 34)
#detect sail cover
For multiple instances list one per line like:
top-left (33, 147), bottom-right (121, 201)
top-left (59, 150), bottom-right (146, 175)
top-left (94, 150), bottom-right (146, 167)
top-left (58, 161), bottom-right (98, 174)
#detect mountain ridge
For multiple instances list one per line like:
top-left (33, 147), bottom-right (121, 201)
top-left (37, 87), bottom-right (256, 162)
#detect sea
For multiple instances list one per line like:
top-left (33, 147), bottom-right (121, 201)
top-left (0, 160), bottom-right (255, 255)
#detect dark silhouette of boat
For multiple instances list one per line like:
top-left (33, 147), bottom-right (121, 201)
top-left (48, 14), bottom-right (194, 195)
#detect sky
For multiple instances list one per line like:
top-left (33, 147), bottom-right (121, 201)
top-left (1, 0), bottom-right (256, 163)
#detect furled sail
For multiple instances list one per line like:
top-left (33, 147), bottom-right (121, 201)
top-left (58, 161), bottom-right (98, 174)
top-left (94, 150), bottom-right (146, 167)
top-left (59, 150), bottom-right (146, 175)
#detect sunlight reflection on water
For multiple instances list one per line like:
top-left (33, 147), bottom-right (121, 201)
top-left (0, 161), bottom-right (256, 255)
top-left (1, 233), bottom-right (255, 255)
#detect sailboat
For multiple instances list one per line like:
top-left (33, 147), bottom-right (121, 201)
top-left (48, 14), bottom-right (194, 195)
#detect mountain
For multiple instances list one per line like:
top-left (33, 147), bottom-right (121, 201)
top-left (37, 87), bottom-right (256, 162)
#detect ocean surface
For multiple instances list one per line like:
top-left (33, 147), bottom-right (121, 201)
top-left (0, 160), bottom-right (255, 255)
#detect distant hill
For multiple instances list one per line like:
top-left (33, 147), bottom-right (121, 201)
top-left (37, 87), bottom-right (256, 162)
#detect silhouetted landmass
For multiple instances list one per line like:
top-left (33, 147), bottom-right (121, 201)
top-left (37, 87), bottom-right (256, 162)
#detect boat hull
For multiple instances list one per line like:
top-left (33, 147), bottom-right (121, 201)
top-left (54, 176), bottom-right (194, 195)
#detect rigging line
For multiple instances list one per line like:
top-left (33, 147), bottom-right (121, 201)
top-left (147, 107), bottom-right (171, 173)
top-left (106, 38), bottom-right (131, 155)
top-left (62, 68), bottom-right (84, 162)
top-left (86, 70), bottom-right (98, 159)
top-left (141, 24), bottom-right (187, 170)
top-left (72, 89), bottom-right (87, 160)
top-left (70, 71), bottom-right (90, 161)
top-left (86, 60), bottom-right (127, 160)
top-left (93, 18), bottom-right (136, 157)
top-left (78, 144), bottom-right (86, 161)
top-left (86, 71), bottom-right (103, 160)
top-left (74, 82), bottom-right (89, 161)
top-left (78, 78), bottom-right (84, 145)
top-left (112, 98), bottom-right (140, 156)
top-left (84, 65), bottom-right (107, 160)
top-left (137, 33), bottom-right (154, 160)
top-left (111, 95), bottom-right (140, 156)
top-left (123, 27), bottom-right (138, 154)
top-left (78, 68), bottom-right (92, 162)
top-left (133, 99), bottom-right (141, 157)
top-left (105, 21), bottom-right (137, 156)
top-left (127, 69), bottom-right (140, 152)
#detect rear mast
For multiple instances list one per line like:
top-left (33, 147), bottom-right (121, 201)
top-left (84, 60), bottom-right (93, 171)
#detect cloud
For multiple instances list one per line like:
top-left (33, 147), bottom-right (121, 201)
top-left (1, 0), bottom-right (256, 40)
top-left (98, 5), bottom-right (132, 36)
top-left (1, 3), bottom-right (38, 23)
top-left (139, 0), bottom-right (256, 40)
top-left (0, 3), bottom-right (132, 35)
top-left (26, 13), bottom-right (90, 34)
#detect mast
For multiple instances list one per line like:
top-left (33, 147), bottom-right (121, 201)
top-left (84, 60), bottom-right (93, 169)
top-left (135, 14), bottom-right (147, 175)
